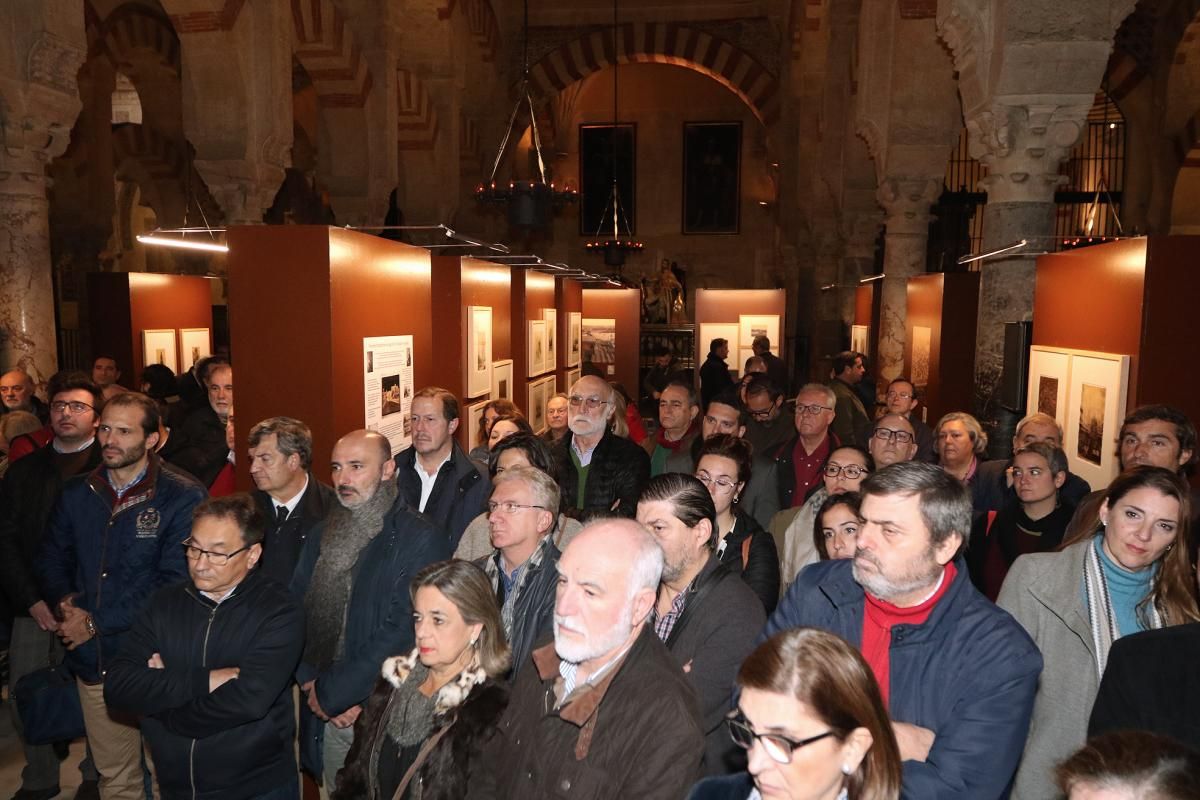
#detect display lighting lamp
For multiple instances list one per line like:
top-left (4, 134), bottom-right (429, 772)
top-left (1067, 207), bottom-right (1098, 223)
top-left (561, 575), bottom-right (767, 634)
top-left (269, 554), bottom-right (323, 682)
top-left (136, 228), bottom-right (228, 254)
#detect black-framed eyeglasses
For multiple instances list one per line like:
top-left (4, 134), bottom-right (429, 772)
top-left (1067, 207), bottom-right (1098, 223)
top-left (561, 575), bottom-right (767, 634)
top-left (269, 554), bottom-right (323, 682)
top-left (824, 463), bottom-right (869, 480)
top-left (872, 427), bottom-right (914, 444)
top-left (726, 712), bottom-right (837, 764)
top-left (747, 405), bottom-right (774, 420)
top-left (486, 501), bottom-right (547, 515)
top-left (182, 540), bottom-right (251, 566)
top-left (50, 400), bottom-right (95, 414)
top-left (795, 404), bottom-right (833, 416)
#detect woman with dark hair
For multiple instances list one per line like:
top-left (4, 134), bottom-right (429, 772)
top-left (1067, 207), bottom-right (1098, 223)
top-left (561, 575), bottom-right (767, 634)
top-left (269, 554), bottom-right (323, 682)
top-left (485, 414), bottom-right (533, 451)
top-left (468, 399), bottom-right (520, 462)
top-left (637, 473), bottom-right (765, 775)
top-left (695, 434), bottom-right (780, 612)
top-left (1055, 732), bottom-right (1200, 800)
top-left (688, 628), bottom-right (902, 800)
top-left (453, 433), bottom-right (581, 561)
top-left (814, 491), bottom-right (862, 561)
top-left (998, 466), bottom-right (1200, 799)
top-left (335, 560), bottom-right (510, 800)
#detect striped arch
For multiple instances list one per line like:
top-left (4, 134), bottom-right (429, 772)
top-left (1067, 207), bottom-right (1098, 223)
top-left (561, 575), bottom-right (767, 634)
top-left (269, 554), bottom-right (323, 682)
top-left (92, 3), bottom-right (181, 76)
top-left (460, 113), bottom-right (484, 173)
top-left (111, 123), bottom-right (221, 222)
top-left (527, 23), bottom-right (780, 126)
top-left (437, 0), bottom-right (500, 62)
top-left (291, 0), bottom-right (373, 108)
top-left (397, 69), bottom-right (439, 151)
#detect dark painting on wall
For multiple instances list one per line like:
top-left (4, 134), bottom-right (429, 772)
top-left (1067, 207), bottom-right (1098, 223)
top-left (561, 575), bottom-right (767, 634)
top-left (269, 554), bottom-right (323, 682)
top-left (683, 121), bottom-right (741, 234)
top-left (580, 124), bottom-right (636, 236)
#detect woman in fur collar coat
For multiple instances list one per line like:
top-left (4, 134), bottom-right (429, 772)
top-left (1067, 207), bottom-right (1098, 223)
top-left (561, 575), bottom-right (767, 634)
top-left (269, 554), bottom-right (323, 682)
top-left (334, 560), bottom-right (510, 800)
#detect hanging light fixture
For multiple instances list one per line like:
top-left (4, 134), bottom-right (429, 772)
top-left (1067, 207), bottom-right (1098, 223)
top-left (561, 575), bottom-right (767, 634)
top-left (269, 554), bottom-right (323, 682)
top-left (584, 0), bottom-right (642, 269)
top-left (474, 0), bottom-right (577, 229)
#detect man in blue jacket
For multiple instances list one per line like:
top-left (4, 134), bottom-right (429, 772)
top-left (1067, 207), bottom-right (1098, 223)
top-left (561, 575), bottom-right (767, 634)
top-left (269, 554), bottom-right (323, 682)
top-left (291, 429), bottom-right (451, 792)
top-left (763, 461), bottom-right (1042, 799)
top-left (37, 392), bottom-right (207, 800)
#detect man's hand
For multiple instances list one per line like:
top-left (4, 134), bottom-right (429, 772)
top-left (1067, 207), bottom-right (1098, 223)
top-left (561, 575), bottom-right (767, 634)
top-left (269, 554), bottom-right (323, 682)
top-left (29, 601), bottom-right (59, 632)
top-left (893, 722), bottom-right (935, 762)
top-left (57, 605), bottom-right (93, 651)
top-left (148, 653), bottom-right (165, 669)
top-left (329, 705), bottom-right (362, 730)
top-left (304, 682), bottom-right (330, 721)
top-left (208, 667), bottom-right (240, 693)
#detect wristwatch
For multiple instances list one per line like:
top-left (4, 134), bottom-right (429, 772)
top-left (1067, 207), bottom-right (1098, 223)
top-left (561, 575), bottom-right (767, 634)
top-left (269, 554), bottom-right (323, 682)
top-left (85, 615), bottom-right (97, 637)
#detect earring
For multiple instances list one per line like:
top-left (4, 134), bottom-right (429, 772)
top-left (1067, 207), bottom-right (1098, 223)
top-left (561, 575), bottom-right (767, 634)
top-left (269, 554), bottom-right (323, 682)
top-left (470, 638), bottom-right (478, 648)
top-left (732, 495), bottom-right (740, 505)
top-left (841, 763), bottom-right (852, 776)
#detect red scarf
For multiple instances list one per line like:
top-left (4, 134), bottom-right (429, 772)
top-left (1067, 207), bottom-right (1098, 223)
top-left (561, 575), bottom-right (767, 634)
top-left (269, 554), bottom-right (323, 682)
top-left (654, 419), bottom-right (698, 451)
top-left (861, 562), bottom-right (957, 706)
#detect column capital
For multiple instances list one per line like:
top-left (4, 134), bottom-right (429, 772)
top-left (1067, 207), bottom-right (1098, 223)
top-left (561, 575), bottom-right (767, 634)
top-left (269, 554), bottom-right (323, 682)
top-left (966, 102), bottom-right (1089, 204)
top-left (876, 177), bottom-right (941, 234)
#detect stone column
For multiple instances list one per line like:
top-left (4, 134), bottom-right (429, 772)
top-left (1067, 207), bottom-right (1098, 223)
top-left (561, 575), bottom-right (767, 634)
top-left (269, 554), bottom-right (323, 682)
top-left (0, 1), bottom-right (86, 383)
top-left (875, 177), bottom-right (941, 385)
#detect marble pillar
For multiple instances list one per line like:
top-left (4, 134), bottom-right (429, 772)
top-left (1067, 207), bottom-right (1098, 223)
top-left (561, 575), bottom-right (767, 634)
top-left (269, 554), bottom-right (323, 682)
top-left (875, 177), bottom-right (941, 386)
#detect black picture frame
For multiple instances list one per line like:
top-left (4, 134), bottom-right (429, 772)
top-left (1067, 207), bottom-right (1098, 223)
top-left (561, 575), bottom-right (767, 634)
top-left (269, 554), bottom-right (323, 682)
top-left (579, 123), bottom-right (636, 236)
top-left (682, 121), bottom-right (741, 235)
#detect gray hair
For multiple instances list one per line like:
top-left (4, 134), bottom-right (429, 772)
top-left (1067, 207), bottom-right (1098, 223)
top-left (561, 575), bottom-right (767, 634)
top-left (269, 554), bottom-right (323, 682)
top-left (577, 517), bottom-right (664, 601)
top-left (1015, 411), bottom-right (1063, 443)
top-left (860, 461), bottom-right (972, 549)
top-left (1015, 442), bottom-right (1069, 476)
top-left (935, 411), bottom-right (989, 455)
top-left (248, 416), bottom-right (314, 470)
top-left (797, 382), bottom-right (837, 409)
top-left (491, 465), bottom-right (561, 520)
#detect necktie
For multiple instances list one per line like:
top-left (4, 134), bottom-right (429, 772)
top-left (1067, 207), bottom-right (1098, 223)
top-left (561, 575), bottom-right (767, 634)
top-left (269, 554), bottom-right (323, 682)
top-left (276, 505), bottom-right (289, 525)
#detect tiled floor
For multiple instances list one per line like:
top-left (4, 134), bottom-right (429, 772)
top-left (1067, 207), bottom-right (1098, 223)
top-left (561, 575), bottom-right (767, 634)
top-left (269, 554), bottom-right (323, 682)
top-left (0, 700), bottom-right (86, 799)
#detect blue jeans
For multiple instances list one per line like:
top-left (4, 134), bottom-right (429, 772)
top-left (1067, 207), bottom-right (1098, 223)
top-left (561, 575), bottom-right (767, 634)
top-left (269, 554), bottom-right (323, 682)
top-left (248, 776), bottom-right (300, 800)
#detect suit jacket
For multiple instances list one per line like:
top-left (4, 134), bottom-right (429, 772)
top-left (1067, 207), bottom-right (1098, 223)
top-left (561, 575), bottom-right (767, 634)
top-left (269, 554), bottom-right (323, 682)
top-left (253, 476), bottom-right (336, 587)
top-left (168, 405), bottom-right (228, 487)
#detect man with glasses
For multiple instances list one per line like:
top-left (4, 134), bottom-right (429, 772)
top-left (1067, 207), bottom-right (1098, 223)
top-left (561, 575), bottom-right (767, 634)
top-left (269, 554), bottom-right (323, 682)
top-left (0, 373), bottom-right (106, 800)
top-left (775, 383), bottom-right (839, 509)
top-left (765, 461), bottom-right (1042, 798)
top-left (690, 390), bottom-right (780, 531)
top-left (554, 375), bottom-right (650, 519)
top-left (643, 380), bottom-right (701, 476)
top-left (868, 414), bottom-right (918, 468)
top-left (883, 378), bottom-right (934, 462)
top-left (973, 412), bottom-right (1091, 516)
top-left (476, 465), bottom-right (561, 676)
top-left (105, 494), bottom-right (304, 800)
top-left (742, 374), bottom-right (793, 457)
top-left (37, 392), bottom-right (206, 800)
top-left (292, 429), bottom-right (449, 794)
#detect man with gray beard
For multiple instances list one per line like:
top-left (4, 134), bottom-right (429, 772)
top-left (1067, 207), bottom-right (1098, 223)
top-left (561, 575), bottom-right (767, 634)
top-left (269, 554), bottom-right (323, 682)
top-left (471, 519), bottom-right (703, 799)
top-left (291, 430), bottom-right (450, 794)
top-left (763, 461), bottom-right (1042, 800)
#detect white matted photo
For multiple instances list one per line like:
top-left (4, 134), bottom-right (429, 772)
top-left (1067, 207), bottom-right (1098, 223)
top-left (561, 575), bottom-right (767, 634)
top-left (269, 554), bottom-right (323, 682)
top-left (1064, 350), bottom-right (1130, 489)
top-left (492, 359), bottom-right (514, 401)
top-left (1027, 347), bottom-right (1071, 432)
top-left (851, 325), bottom-right (869, 357)
top-left (528, 377), bottom-right (548, 432)
top-left (567, 311), bottom-right (582, 367)
top-left (466, 399), bottom-right (489, 452)
top-left (698, 322), bottom-right (740, 376)
top-left (910, 326), bottom-right (932, 388)
top-left (565, 367), bottom-right (581, 391)
top-left (465, 306), bottom-right (492, 398)
top-left (739, 314), bottom-right (781, 354)
top-left (142, 329), bottom-right (178, 374)
top-left (542, 308), bottom-right (558, 371)
top-left (528, 320), bottom-right (547, 377)
top-left (179, 328), bottom-right (211, 370)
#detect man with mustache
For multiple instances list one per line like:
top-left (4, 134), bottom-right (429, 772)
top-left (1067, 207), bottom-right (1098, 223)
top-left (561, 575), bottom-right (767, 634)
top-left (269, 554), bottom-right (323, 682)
top-left (291, 429), bottom-right (450, 795)
top-left (36, 392), bottom-right (206, 800)
top-left (473, 519), bottom-right (704, 798)
top-left (394, 386), bottom-right (488, 548)
top-left (763, 461), bottom-right (1042, 799)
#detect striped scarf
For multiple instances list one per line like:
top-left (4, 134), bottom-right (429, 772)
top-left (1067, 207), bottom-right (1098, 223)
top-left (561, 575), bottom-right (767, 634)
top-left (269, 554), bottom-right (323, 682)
top-left (1081, 536), bottom-right (1162, 678)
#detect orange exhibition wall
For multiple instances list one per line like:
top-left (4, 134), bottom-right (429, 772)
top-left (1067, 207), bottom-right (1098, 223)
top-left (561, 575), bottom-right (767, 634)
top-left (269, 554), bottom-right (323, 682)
top-left (693, 289), bottom-right (788, 357)
top-left (905, 272), bottom-right (980, 426)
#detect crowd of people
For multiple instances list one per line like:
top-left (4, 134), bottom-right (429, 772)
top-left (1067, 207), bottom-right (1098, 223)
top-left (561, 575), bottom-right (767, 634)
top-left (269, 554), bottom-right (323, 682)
top-left (0, 341), bottom-right (1198, 800)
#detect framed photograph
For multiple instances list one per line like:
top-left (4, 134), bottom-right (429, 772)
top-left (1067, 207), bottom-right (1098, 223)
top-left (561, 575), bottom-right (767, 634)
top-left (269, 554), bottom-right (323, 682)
top-left (738, 314), bottom-right (781, 354)
top-left (528, 320), bottom-right (547, 377)
top-left (910, 326), bottom-right (932, 388)
top-left (492, 359), bottom-right (514, 401)
top-left (142, 329), bottom-right (178, 374)
top-left (582, 318), bottom-right (616, 366)
top-left (567, 312), bottom-right (582, 367)
top-left (542, 308), bottom-right (558, 370)
top-left (683, 121), bottom-right (741, 234)
top-left (580, 123), bottom-right (636, 235)
top-left (1027, 347), bottom-right (1071, 431)
top-left (466, 306), bottom-right (492, 398)
top-left (179, 328), bottom-right (211, 370)
top-left (850, 325), bottom-right (869, 357)
top-left (698, 322), bottom-right (740, 376)
top-left (565, 367), bottom-right (581, 391)
top-left (466, 399), bottom-right (489, 452)
top-left (528, 377), bottom-right (548, 433)
top-left (1064, 350), bottom-right (1130, 489)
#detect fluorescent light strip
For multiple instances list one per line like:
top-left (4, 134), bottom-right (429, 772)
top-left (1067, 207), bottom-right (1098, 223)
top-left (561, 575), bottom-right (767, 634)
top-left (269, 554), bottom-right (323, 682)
top-left (136, 234), bottom-right (228, 253)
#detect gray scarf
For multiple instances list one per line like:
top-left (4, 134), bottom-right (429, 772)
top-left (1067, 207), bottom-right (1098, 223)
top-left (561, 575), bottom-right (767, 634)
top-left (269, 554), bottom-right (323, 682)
top-left (303, 481), bottom-right (398, 671)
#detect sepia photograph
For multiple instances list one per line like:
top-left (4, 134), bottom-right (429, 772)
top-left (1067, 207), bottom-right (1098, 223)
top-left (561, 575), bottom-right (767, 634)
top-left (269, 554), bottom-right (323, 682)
top-left (567, 312), bottom-right (582, 367)
top-left (910, 326), bottom-right (932, 388)
top-left (582, 318), bottom-right (616, 364)
top-left (528, 320), bottom-right (547, 376)
top-left (466, 306), bottom-right (492, 397)
top-left (1038, 376), bottom-right (1059, 418)
top-left (381, 375), bottom-right (404, 417)
top-left (1077, 383), bottom-right (1106, 465)
top-left (543, 308), bottom-right (557, 369)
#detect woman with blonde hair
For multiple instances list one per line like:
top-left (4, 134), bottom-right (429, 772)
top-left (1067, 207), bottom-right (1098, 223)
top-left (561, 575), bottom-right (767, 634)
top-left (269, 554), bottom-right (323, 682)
top-left (688, 627), bottom-right (901, 800)
top-left (335, 560), bottom-right (510, 800)
top-left (998, 466), bottom-right (1200, 799)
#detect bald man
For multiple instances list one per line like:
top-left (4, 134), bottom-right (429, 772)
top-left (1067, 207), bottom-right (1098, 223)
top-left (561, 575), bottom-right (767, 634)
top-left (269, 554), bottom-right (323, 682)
top-left (868, 414), bottom-right (919, 468)
top-left (0, 369), bottom-right (48, 424)
top-left (554, 376), bottom-right (651, 520)
top-left (290, 430), bottom-right (451, 792)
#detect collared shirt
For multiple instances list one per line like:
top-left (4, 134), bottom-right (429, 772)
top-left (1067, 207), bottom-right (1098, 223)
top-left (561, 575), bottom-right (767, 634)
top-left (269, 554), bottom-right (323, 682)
top-left (652, 577), bottom-right (696, 642)
top-left (200, 582), bottom-right (240, 606)
top-left (558, 637), bottom-right (635, 702)
top-left (107, 463), bottom-right (149, 499)
top-left (413, 452), bottom-right (451, 512)
top-left (53, 436), bottom-right (95, 454)
top-left (570, 434), bottom-right (600, 467)
top-left (498, 555), bottom-right (527, 598)
top-left (274, 474), bottom-right (309, 520)
top-left (791, 434), bottom-right (832, 506)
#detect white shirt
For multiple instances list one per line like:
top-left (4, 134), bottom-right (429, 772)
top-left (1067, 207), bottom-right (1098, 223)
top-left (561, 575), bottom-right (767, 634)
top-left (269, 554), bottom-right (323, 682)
top-left (52, 436), bottom-right (95, 454)
top-left (414, 452), bottom-right (451, 512)
top-left (273, 474), bottom-right (309, 520)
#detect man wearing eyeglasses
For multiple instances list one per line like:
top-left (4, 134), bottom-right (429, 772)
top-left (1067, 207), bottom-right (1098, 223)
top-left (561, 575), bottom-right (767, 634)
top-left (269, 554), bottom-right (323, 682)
top-left (973, 412), bottom-right (1092, 516)
top-left (476, 466), bottom-right (562, 676)
top-left (689, 390), bottom-right (780, 532)
top-left (884, 378), bottom-right (935, 462)
top-left (37, 391), bottom-right (206, 800)
top-left (105, 494), bottom-right (304, 800)
top-left (868, 414), bottom-right (919, 468)
top-left (554, 375), bottom-right (650, 519)
top-left (742, 375), bottom-right (792, 458)
top-left (774, 383), bottom-right (839, 509)
top-left (0, 373), bottom-right (106, 800)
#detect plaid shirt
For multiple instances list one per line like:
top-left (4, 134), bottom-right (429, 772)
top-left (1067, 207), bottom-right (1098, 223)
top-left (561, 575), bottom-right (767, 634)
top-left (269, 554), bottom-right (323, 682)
top-left (652, 577), bottom-right (696, 642)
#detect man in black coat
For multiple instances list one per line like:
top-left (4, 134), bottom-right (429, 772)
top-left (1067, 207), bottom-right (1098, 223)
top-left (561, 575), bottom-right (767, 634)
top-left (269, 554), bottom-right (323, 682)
top-left (168, 363), bottom-right (233, 487)
top-left (555, 375), bottom-right (650, 519)
top-left (0, 374), bottom-right (103, 799)
top-left (394, 386), bottom-right (487, 548)
top-left (698, 338), bottom-right (735, 409)
top-left (751, 335), bottom-right (788, 396)
top-left (104, 494), bottom-right (304, 800)
top-left (972, 412), bottom-right (1091, 515)
top-left (0, 368), bottom-right (50, 424)
top-left (246, 416), bottom-right (335, 586)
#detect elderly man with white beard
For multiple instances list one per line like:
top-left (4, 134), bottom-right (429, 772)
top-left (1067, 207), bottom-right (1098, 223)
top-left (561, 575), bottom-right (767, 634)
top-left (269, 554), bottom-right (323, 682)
top-left (470, 518), bottom-right (704, 799)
